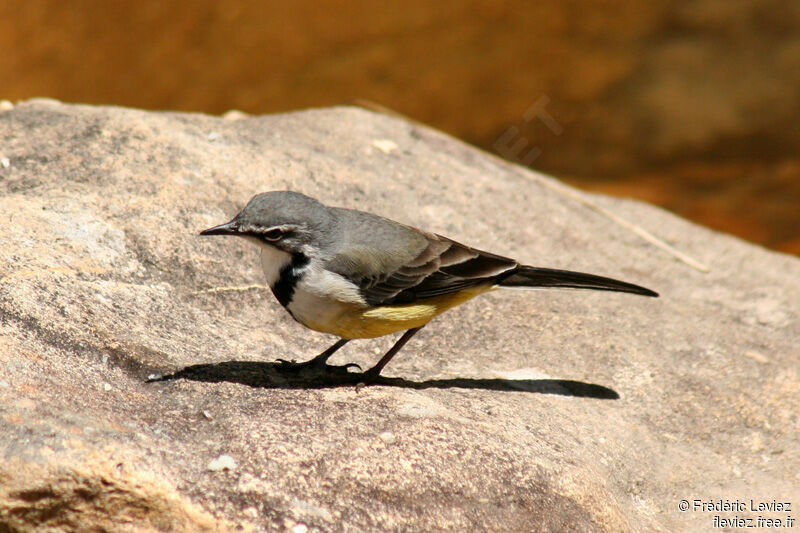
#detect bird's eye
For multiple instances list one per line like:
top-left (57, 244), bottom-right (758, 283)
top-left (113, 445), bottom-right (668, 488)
top-left (262, 228), bottom-right (284, 241)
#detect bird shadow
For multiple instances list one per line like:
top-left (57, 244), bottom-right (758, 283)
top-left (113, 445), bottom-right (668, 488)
top-left (147, 360), bottom-right (619, 399)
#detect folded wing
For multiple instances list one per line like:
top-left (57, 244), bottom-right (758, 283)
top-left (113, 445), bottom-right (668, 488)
top-left (329, 233), bottom-right (519, 306)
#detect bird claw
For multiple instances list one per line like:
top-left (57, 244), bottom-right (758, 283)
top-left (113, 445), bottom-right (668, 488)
top-left (359, 368), bottom-right (382, 384)
top-left (275, 357), bottom-right (361, 375)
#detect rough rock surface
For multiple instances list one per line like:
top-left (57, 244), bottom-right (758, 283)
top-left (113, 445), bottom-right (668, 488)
top-left (1, 100), bottom-right (798, 532)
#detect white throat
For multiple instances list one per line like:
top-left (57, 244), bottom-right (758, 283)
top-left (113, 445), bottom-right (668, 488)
top-left (253, 239), bottom-right (292, 287)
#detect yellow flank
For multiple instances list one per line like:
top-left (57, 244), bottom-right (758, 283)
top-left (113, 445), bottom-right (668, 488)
top-left (302, 284), bottom-right (495, 339)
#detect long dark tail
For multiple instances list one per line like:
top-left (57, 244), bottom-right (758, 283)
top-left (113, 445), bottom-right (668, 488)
top-left (498, 266), bottom-right (658, 297)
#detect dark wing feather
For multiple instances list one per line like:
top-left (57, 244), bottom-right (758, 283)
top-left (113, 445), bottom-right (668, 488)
top-left (352, 233), bottom-right (518, 306)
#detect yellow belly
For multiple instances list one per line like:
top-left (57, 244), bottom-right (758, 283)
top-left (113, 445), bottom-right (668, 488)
top-left (300, 284), bottom-right (494, 339)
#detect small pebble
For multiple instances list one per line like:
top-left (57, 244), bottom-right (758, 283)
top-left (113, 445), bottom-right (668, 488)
top-left (0, 380), bottom-right (9, 388)
top-left (207, 454), bottom-right (237, 471)
top-left (0, 100), bottom-right (13, 111)
top-left (291, 524), bottom-right (308, 533)
top-left (0, 157), bottom-right (9, 168)
top-left (372, 138), bottom-right (398, 154)
top-left (743, 351), bottom-right (769, 364)
top-left (202, 410), bottom-right (213, 420)
top-left (379, 431), bottom-right (396, 444)
top-left (207, 131), bottom-right (220, 141)
top-left (103, 383), bottom-right (112, 391)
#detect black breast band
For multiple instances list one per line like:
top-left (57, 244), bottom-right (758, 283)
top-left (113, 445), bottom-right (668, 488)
top-left (272, 253), bottom-right (310, 307)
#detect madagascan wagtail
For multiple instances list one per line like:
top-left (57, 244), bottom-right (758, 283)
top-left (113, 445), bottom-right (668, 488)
top-left (201, 191), bottom-right (657, 380)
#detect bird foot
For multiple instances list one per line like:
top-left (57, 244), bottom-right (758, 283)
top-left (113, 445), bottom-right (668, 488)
top-left (359, 368), bottom-right (383, 384)
top-left (275, 358), bottom-right (362, 377)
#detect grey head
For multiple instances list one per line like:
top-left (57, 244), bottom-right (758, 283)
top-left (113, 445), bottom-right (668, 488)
top-left (200, 191), bottom-right (337, 254)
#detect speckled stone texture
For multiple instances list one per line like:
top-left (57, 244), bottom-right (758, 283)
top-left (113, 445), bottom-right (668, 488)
top-left (0, 100), bottom-right (797, 532)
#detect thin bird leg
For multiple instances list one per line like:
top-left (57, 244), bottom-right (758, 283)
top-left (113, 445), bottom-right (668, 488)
top-left (363, 327), bottom-right (423, 380)
top-left (277, 338), bottom-right (354, 370)
top-left (307, 338), bottom-right (351, 365)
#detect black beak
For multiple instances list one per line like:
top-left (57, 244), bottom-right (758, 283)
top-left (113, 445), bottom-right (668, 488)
top-left (200, 220), bottom-right (239, 236)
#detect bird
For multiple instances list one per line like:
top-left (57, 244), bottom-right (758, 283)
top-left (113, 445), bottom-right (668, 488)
top-left (200, 191), bottom-right (657, 381)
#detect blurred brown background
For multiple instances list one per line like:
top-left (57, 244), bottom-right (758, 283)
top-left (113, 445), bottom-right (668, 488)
top-left (2, 1), bottom-right (798, 254)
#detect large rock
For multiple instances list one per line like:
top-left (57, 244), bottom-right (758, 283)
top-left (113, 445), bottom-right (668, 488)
top-left (0, 100), bottom-right (797, 532)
